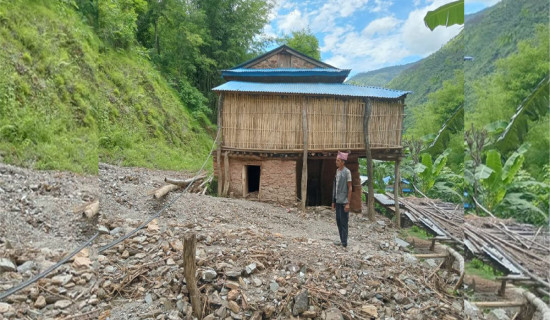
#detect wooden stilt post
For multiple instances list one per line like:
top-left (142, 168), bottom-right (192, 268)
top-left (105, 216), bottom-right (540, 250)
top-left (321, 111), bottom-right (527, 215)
top-left (394, 158), bottom-right (401, 228)
top-left (183, 233), bottom-right (202, 319)
top-left (363, 99), bottom-right (375, 221)
top-left (301, 100), bottom-right (308, 211)
top-left (216, 93), bottom-right (224, 196)
top-left (223, 151), bottom-right (230, 197)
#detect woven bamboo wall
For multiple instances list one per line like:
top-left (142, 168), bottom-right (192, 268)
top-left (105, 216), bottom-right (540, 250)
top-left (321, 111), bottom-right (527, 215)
top-left (222, 93), bottom-right (404, 151)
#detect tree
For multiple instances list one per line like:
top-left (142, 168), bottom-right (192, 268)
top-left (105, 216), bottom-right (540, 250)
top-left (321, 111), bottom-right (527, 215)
top-left (277, 28), bottom-right (321, 60)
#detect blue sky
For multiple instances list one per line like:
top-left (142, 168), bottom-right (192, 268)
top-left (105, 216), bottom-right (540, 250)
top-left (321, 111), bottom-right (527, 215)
top-left (263, 0), bottom-right (501, 76)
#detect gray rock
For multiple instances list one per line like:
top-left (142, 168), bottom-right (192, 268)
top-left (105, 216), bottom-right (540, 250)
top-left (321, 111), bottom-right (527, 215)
top-left (394, 237), bottom-right (410, 248)
top-left (464, 300), bottom-right (481, 319)
top-left (202, 269), bottom-right (217, 282)
top-left (252, 278), bottom-right (262, 287)
top-left (52, 274), bottom-right (72, 286)
top-left (109, 227), bottom-right (122, 236)
top-left (487, 309), bottom-right (510, 320)
top-left (245, 263), bottom-right (257, 275)
top-left (377, 220), bottom-right (386, 226)
top-left (54, 300), bottom-right (72, 309)
top-left (17, 261), bottom-right (35, 273)
top-left (393, 293), bottom-right (410, 304)
top-left (98, 225), bottom-right (110, 234)
top-left (225, 270), bottom-right (241, 278)
top-left (0, 258), bottom-right (16, 273)
top-left (145, 293), bottom-right (153, 304)
top-left (425, 259), bottom-right (438, 268)
top-left (325, 307), bottom-right (343, 320)
top-left (269, 281), bottom-right (279, 292)
top-left (292, 289), bottom-right (309, 316)
top-left (403, 254), bottom-right (418, 265)
top-left (403, 303), bottom-right (414, 310)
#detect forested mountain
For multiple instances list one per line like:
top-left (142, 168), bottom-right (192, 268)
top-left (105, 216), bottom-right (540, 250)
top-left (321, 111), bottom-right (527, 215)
top-left (346, 62), bottom-right (415, 87)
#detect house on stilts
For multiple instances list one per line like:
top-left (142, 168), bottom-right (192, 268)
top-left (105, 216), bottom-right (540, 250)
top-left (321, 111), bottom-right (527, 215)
top-left (212, 45), bottom-right (410, 212)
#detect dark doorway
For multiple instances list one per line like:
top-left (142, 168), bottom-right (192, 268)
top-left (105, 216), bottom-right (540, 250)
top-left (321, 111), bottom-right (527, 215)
top-left (247, 165), bottom-right (260, 193)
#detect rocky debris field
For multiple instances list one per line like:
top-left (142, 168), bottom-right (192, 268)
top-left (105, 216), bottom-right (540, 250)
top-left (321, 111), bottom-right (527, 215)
top-left (0, 163), bottom-right (464, 319)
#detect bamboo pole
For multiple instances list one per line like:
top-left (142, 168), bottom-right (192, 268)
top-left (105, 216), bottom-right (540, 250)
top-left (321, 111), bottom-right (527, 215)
top-left (394, 158), bottom-right (401, 229)
top-left (363, 99), bottom-right (375, 221)
top-left (301, 100), bottom-right (308, 211)
top-left (217, 93), bottom-right (224, 196)
top-left (183, 233), bottom-right (202, 319)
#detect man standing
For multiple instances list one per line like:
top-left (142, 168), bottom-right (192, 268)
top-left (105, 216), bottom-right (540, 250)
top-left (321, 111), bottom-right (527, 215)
top-left (332, 151), bottom-right (352, 248)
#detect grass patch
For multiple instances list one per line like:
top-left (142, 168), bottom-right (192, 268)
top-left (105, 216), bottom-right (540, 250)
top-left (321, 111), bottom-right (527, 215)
top-left (465, 258), bottom-right (504, 281)
top-left (401, 225), bottom-right (431, 240)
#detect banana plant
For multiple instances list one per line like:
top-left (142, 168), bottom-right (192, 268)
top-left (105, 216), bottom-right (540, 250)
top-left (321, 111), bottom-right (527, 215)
top-left (424, 0), bottom-right (464, 31)
top-left (415, 149), bottom-right (450, 193)
top-left (479, 144), bottom-right (529, 211)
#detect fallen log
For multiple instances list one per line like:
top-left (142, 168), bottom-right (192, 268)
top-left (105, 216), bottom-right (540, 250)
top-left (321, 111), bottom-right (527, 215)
top-left (164, 174), bottom-right (206, 187)
top-left (153, 184), bottom-right (180, 199)
top-left (446, 246), bottom-right (464, 291)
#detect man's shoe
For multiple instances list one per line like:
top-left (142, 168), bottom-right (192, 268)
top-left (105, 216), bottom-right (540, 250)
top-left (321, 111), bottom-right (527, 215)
top-left (333, 241), bottom-right (341, 246)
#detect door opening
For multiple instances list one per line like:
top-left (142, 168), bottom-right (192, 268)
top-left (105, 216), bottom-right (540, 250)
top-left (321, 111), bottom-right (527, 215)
top-left (247, 165), bottom-right (260, 193)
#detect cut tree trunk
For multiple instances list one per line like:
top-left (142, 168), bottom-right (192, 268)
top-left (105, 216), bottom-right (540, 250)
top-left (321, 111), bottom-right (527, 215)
top-left (301, 101), bottom-right (308, 211)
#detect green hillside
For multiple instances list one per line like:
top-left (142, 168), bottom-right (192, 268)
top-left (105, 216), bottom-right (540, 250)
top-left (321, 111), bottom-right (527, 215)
top-left (388, 32), bottom-right (463, 130)
top-left (464, 0), bottom-right (549, 80)
top-left (0, 0), bottom-right (213, 174)
top-left (346, 62), bottom-right (416, 87)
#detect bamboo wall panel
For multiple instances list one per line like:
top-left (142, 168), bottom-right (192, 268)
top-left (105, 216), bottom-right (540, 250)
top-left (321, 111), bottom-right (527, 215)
top-left (222, 93), bottom-right (404, 151)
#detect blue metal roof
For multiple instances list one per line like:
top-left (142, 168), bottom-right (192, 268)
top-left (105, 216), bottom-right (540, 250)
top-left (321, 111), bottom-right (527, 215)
top-left (221, 68), bottom-right (350, 80)
top-left (212, 81), bottom-right (410, 99)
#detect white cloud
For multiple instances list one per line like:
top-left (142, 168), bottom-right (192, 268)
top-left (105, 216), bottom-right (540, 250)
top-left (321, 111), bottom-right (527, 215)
top-left (277, 8), bottom-right (309, 33)
top-left (362, 16), bottom-right (401, 36)
top-left (370, 0), bottom-right (393, 13)
top-left (309, 0), bottom-right (370, 33)
top-left (320, 0), bottom-right (461, 73)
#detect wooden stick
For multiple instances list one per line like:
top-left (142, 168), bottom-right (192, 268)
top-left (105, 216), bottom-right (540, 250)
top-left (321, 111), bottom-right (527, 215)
top-left (394, 158), bottom-right (401, 228)
top-left (413, 253), bottom-right (448, 258)
top-left (472, 301), bottom-right (525, 308)
top-left (164, 174), bottom-right (206, 187)
top-left (183, 233), bottom-right (202, 319)
top-left (153, 184), bottom-right (179, 199)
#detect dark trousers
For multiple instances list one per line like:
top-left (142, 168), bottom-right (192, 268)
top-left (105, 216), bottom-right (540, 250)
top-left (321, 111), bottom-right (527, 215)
top-left (335, 203), bottom-right (349, 247)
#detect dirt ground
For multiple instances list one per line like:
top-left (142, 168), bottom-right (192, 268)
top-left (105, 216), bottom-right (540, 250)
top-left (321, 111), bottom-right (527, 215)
top-left (0, 162), bottom-right (472, 319)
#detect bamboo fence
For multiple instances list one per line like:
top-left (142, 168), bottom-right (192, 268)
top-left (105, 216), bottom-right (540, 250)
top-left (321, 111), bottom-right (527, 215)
top-left (222, 93), bottom-right (404, 151)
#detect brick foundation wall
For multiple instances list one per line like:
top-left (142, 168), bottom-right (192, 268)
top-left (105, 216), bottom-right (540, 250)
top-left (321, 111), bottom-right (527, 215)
top-left (215, 156), bottom-right (297, 205)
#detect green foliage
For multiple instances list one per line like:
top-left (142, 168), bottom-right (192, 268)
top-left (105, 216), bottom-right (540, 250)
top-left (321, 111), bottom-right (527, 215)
top-left (466, 258), bottom-right (503, 280)
top-left (98, 0), bottom-right (146, 49)
top-left (415, 150), bottom-right (449, 193)
top-left (277, 28), bottom-right (321, 60)
top-left (0, 0), bottom-right (213, 173)
top-left (424, 0), bottom-right (464, 31)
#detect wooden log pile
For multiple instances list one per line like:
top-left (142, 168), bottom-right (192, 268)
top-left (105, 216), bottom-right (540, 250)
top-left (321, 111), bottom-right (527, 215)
top-left (149, 174), bottom-right (211, 199)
